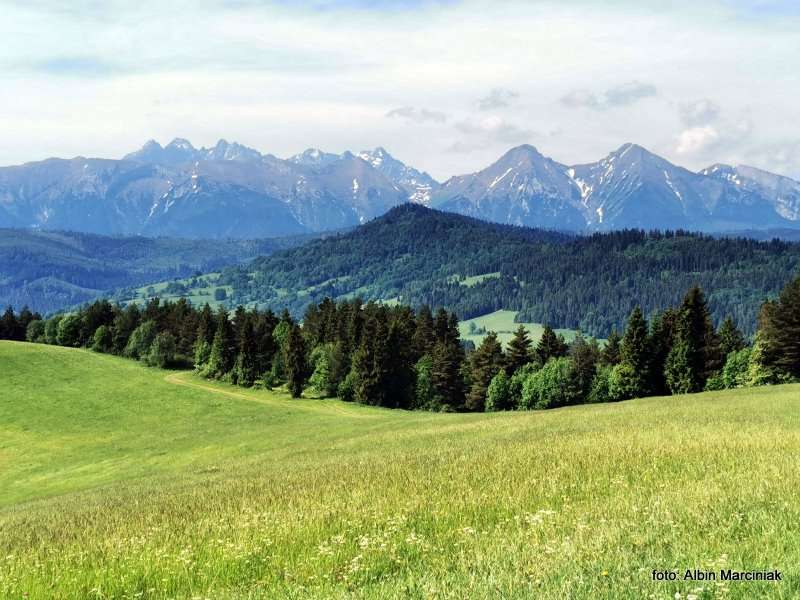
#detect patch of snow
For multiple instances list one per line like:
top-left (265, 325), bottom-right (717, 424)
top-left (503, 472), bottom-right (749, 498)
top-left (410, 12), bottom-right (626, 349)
top-left (663, 170), bottom-right (683, 201)
top-left (489, 167), bottom-right (513, 189)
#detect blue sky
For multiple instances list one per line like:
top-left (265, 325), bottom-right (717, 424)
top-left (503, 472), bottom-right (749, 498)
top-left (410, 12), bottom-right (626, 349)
top-left (2, 0), bottom-right (799, 179)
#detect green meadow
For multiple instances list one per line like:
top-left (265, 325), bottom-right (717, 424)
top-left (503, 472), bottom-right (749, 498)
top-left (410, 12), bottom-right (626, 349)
top-left (458, 309), bottom-right (586, 348)
top-left (1, 340), bottom-right (799, 599)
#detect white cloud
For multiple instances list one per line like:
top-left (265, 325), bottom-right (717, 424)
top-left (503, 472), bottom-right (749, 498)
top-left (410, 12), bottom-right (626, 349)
top-left (676, 126), bottom-right (720, 155)
top-left (477, 88), bottom-right (519, 110)
top-left (386, 106), bottom-right (447, 124)
top-left (0, 0), bottom-right (799, 179)
top-left (678, 99), bottom-right (721, 127)
top-left (561, 81), bottom-right (657, 110)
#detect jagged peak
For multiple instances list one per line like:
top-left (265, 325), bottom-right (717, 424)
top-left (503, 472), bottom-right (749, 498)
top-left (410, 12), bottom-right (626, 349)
top-left (166, 138), bottom-right (195, 151)
top-left (500, 144), bottom-right (542, 159)
top-left (701, 163), bottom-right (735, 176)
top-left (141, 139), bottom-right (162, 150)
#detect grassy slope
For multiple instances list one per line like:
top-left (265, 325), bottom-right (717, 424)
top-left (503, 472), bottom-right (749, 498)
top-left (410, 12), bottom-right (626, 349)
top-left (459, 309), bottom-right (589, 348)
top-left (1, 341), bottom-right (799, 599)
top-left (125, 274), bottom-right (233, 309)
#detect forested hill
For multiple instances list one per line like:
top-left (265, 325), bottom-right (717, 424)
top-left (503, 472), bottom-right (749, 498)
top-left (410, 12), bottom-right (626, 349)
top-left (0, 229), bottom-right (313, 313)
top-left (224, 204), bottom-right (800, 336)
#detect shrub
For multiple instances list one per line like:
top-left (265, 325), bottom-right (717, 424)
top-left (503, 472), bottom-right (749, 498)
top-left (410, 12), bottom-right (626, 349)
top-left (26, 319), bottom-right (46, 343)
top-left (146, 332), bottom-right (176, 368)
top-left (337, 370), bottom-right (358, 403)
top-left (56, 314), bottom-right (82, 347)
top-left (486, 371), bottom-right (512, 411)
top-left (508, 362), bottom-right (538, 409)
top-left (308, 343), bottom-right (336, 397)
top-left (520, 357), bottom-right (580, 410)
top-left (413, 355), bottom-right (440, 410)
top-left (608, 362), bottom-right (643, 401)
top-left (91, 325), bottom-right (113, 353)
top-left (124, 320), bottom-right (158, 359)
top-left (588, 365), bottom-right (614, 403)
top-left (720, 347), bottom-right (751, 389)
top-left (44, 315), bottom-right (62, 345)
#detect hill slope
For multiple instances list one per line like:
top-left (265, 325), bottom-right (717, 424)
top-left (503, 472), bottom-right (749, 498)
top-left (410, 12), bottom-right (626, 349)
top-left (225, 204), bottom-right (800, 335)
top-left (2, 341), bottom-right (799, 598)
top-left (0, 228), bottom-right (312, 313)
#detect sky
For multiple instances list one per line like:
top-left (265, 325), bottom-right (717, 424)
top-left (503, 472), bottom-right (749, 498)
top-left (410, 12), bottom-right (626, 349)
top-left (1, 0), bottom-right (799, 180)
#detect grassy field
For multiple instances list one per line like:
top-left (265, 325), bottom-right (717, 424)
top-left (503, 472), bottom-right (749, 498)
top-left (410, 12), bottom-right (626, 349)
top-left (1, 341), bottom-right (799, 599)
top-left (459, 309), bottom-right (590, 348)
top-left (122, 273), bottom-right (233, 309)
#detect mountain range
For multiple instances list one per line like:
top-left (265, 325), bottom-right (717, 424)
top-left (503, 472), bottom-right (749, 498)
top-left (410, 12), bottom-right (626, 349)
top-left (1, 138), bottom-right (799, 238)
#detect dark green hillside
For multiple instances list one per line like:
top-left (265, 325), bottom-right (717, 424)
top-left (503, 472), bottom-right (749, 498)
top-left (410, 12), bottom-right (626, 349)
top-left (226, 204), bottom-right (800, 336)
top-left (0, 229), bottom-right (314, 313)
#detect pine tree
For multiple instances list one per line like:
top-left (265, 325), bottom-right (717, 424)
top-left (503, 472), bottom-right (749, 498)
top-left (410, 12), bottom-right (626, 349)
top-left (233, 315), bottom-right (258, 387)
top-left (112, 304), bottom-right (141, 354)
top-left (600, 330), bottom-right (622, 366)
top-left (466, 332), bottom-right (505, 411)
top-left (285, 323), bottom-right (308, 398)
top-left (413, 305), bottom-right (435, 357)
top-left (431, 335), bottom-right (465, 410)
top-left (763, 276), bottom-right (800, 378)
top-left (718, 316), bottom-right (746, 358)
top-left (193, 304), bottom-right (215, 369)
top-left (666, 286), bottom-right (716, 393)
top-left (205, 308), bottom-right (235, 378)
top-left (665, 335), bottom-right (696, 394)
top-left (0, 307), bottom-right (22, 341)
top-left (569, 333), bottom-right (599, 400)
top-left (433, 308), bottom-right (451, 345)
top-left (648, 308), bottom-right (677, 396)
top-left (505, 324), bottom-right (533, 375)
top-left (385, 314), bottom-right (417, 408)
top-left (535, 325), bottom-right (568, 365)
top-left (615, 306), bottom-right (650, 398)
top-left (254, 309), bottom-right (278, 377)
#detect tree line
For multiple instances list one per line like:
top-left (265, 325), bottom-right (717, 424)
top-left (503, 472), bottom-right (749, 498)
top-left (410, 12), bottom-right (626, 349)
top-left (223, 205), bottom-right (800, 337)
top-left (1, 275), bottom-right (798, 410)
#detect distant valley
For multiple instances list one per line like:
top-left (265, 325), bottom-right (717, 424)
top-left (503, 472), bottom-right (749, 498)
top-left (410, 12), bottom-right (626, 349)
top-left (0, 229), bottom-right (313, 313)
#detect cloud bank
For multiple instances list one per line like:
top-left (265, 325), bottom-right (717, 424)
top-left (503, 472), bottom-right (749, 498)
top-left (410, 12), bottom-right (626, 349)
top-left (1, 0), bottom-right (799, 180)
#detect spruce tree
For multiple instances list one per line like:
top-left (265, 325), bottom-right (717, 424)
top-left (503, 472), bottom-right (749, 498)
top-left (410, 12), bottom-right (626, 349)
top-left (764, 276), bottom-right (800, 378)
top-left (352, 313), bottom-right (378, 405)
top-left (617, 306), bottom-right (650, 397)
top-left (535, 325), bottom-right (568, 365)
top-left (648, 308), bottom-right (677, 396)
top-left (466, 332), bottom-right (505, 411)
top-left (569, 333), bottom-right (600, 400)
top-left (285, 323), bottom-right (307, 398)
top-left (665, 335), bottom-right (696, 394)
top-left (505, 324), bottom-right (533, 375)
top-left (385, 315), bottom-right (417, 408)
top-left (205, 308), bottom-right (235, 378)
top-left (600, 330), bottom-right (622, 366)
top-left (666, 286), bottom-right (717, 393)
top-left (233, 316), bottom-right (258, 387)
top-left (431, 315), bottom-right (465, 410)
top-left (0, 307), bottom-right (22, 341)
top-left (413, 305), bottom-right (435, 357)
top-left (718, 316), bottom-right (746, 358)
top-left (112, 304), bottom-right (141, 354)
